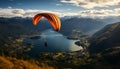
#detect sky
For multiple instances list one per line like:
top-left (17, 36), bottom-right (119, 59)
top-left (0, 0), bottom-right (120, 18)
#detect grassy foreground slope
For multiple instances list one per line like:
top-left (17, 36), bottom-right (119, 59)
top-left (0, 56), bottom-right (54, 69)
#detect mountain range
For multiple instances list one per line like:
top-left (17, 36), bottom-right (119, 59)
top-left (89, 22), bottom-right (120, 54)
top-left (0, 17), bottom-right (105, 37)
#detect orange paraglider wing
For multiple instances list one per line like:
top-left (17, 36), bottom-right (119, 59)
top-left (32, 13), bottom-right (61, 31)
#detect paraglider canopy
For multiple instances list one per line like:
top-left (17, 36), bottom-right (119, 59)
top-left (32, 13), bottom-right (61, 31)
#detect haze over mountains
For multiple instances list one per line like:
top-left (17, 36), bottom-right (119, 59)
top-left (1, 16), bottom-right (120, 39)
top-left (0, 16), bottom-right (114, 36)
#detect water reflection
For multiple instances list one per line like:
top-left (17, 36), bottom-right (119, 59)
top-left (23, 29), bottom-right (83, 56)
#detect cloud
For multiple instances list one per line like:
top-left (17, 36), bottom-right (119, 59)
top-left (80, 9), bottom-right (113, 16)
top-left (67, 9), bottom-right (71, 11)
top-left (24, 9), bottom-right (61, 17)
top-left (60, 12), bottom-right (78, 17)
top-left (0, 8), bottom-right (25, 17)
top-left (12, 9), bottom-right (25, 14)
top-left (0, 8), bottom-right (61, 18)
top-left (0, 8), bottom-right (77, 18)
top-left (0, 8), bottom-right (120, 18)
top-left (56, 4), bottom-right (62, 6)
top-left (61, 0), bottom-right (120, 9)
top-left (114, 8), bottom-right (120, 13)
top-left (78, 9), bottom-right (120, 18)
top-left (8, 6), bottom-right (12, 9)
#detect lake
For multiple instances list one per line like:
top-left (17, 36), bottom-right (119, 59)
top-left (23, 29), bottom-right (83, 56)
